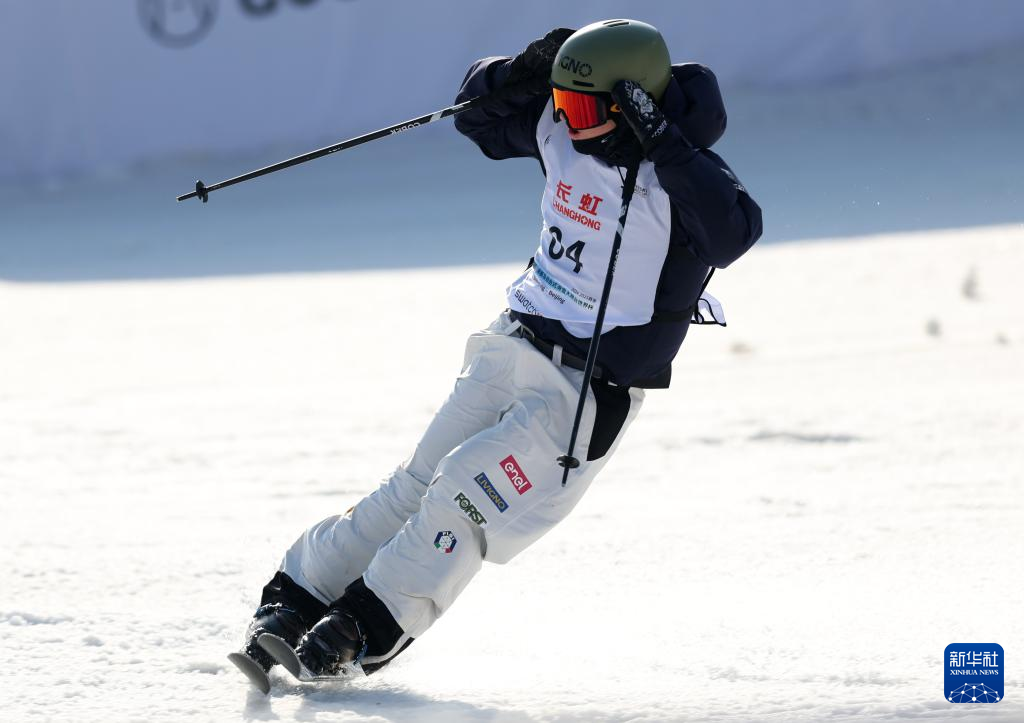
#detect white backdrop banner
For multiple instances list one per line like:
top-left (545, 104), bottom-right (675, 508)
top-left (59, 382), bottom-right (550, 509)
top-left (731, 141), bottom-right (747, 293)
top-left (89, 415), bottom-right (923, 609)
top-left (1, 0), bottom-right (1022, 181)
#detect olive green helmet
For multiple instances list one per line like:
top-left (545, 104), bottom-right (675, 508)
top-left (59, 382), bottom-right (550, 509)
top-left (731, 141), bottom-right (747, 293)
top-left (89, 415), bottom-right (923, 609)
top-left (550, 19), bottom-right (671, 101)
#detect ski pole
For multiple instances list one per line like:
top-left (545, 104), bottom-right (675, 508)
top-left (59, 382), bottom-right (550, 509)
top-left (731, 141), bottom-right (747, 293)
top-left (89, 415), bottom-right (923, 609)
top-left (176, 79), bottom-right (547, 203)
top-left (556, 160), bottom-right (640, 485)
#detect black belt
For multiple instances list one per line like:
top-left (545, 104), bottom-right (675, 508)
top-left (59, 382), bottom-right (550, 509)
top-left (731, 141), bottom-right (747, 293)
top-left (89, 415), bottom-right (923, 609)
top-left (510, 324), bottom-right (605, 381)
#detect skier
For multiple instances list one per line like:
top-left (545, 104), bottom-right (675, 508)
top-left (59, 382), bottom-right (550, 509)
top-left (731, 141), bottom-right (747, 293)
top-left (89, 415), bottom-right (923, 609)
top-left (230, 19), bottom-right (762, 690)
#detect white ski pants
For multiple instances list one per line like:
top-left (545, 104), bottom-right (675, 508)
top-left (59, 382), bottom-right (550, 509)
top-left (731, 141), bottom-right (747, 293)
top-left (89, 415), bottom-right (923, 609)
top-left (280, 312), bottom-right (643, 658)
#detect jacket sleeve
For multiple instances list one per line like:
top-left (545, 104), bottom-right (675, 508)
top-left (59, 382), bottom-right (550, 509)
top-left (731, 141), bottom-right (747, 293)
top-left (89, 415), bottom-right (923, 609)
top-left (648, 78), bottom-right (763, 269)
top-left (453, 57), bottom-right (550, 162)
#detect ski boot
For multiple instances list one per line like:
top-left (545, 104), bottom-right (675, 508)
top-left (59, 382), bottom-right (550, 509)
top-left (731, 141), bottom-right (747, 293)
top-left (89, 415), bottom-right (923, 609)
top-left (259, 606), bottom-right (367, 681)
top-left (228, 603), bottom-right (308, 694)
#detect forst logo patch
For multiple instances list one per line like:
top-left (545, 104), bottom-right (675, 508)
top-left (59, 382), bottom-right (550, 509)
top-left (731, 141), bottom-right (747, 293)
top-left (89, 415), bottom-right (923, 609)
top-left (559, 55), bottom-right (592, 77)
top-left (500, 455), bottom-right (532, 495)
top-left (945, 643), bottom-right (1003, 703)
top-left (453, 492), bottom-right (487, 527)
top-left (474, 472), bottom-right (508, 513)
top-left (433, 530), bottom-right (457, 553)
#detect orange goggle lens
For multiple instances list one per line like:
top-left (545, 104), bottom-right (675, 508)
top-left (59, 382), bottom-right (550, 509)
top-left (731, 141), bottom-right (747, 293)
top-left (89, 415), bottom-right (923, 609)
top-left (551, 87), bottom-right (608, 130)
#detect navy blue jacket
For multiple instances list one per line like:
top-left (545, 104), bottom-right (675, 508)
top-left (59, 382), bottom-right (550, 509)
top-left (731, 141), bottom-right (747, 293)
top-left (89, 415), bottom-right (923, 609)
top-left (454, 57), bottom-right (763, 387)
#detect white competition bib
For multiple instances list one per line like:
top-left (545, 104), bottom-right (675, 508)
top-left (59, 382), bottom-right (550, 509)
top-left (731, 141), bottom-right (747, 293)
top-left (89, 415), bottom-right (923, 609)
top-left (506, 100), bottom-right (673, 338)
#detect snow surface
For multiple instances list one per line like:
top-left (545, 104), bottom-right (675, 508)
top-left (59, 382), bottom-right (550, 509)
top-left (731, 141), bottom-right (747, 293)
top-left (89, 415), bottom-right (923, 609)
top-left (2, 30), bottom-right (1023, 723)
top-left (1, 223), bottom-right (1022, 721)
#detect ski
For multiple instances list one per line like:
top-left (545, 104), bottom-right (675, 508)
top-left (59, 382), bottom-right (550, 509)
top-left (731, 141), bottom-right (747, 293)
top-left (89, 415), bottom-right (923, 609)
top-left (226, 651), bottom-right (271, 695)
top-left (257, 633), bottom-right (364, 683)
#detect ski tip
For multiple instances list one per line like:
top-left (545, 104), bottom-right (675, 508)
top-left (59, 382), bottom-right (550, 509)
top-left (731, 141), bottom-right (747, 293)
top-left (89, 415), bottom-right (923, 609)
top-left (257, 633), bottom-right (303, 679)
top-left (227, 651), bottom-right (271, 695)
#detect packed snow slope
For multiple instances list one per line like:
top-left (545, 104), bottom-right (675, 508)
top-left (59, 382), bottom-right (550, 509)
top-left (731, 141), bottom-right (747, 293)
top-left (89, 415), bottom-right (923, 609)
top-left (1, 223), bottom-right (1021, 722)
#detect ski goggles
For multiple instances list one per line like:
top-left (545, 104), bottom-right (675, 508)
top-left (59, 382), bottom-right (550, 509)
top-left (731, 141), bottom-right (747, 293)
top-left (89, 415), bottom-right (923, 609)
top-left (551, 86), bottom-right (618, 130)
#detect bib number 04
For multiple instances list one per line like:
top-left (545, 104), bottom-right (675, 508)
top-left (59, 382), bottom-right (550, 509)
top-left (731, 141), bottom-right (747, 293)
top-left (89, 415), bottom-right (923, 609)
top-left (546, 226), bottom-right (585, 274)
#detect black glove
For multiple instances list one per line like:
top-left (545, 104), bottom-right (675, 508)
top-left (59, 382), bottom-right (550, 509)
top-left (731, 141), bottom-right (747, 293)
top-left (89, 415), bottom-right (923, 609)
top-left (611, 80), bottom-right (673, 156)
top-left (506, 28), bottom-right (575, 85)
